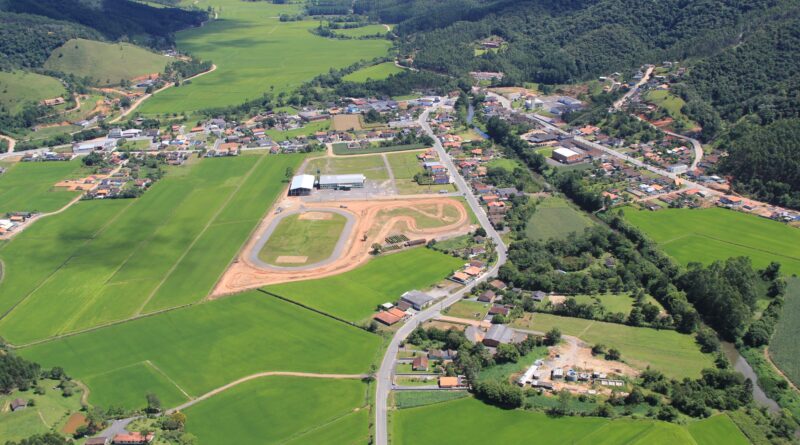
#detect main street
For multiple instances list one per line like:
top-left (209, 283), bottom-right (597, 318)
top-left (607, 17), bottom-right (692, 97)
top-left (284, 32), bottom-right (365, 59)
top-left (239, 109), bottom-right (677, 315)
top-left (373, 105), bottom-right (508, 445)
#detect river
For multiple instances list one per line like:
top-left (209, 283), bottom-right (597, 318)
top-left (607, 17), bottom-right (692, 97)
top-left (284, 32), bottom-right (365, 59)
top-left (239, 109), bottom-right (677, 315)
top-left (467, 104), bottom-right (490, 140)
top-left (722, 341), bottom-right (781, 412)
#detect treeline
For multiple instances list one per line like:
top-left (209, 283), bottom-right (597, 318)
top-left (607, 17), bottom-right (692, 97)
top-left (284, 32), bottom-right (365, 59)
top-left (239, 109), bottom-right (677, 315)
top-left (0, 11), bottom-right (101, 69)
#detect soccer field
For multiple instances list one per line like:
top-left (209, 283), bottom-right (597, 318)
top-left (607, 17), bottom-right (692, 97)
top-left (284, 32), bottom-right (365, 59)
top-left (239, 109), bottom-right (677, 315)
top-left (0, 154), bottom-right (303, 344)
top-left (137, 0), bottom-right (391, 114)
top-left (624, 207), bottom-right (800, 275)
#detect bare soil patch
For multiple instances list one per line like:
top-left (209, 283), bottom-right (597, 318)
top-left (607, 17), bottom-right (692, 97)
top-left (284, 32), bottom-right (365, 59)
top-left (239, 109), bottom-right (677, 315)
top-left (332, 114), bottom-right (363, 131)
top-left (275, 255), bottom-right (308, 264)
top-left (61, 412), bottom-right (88, 435)
top-left (298, 211), bottom-right (333, 221)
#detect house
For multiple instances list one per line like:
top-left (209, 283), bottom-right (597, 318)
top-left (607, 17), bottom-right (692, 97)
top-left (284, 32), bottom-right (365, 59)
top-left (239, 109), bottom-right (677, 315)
top-left (488, 305), bottom-right (509, 316)
top-left (412, 355), bottom-right (429, 371)
top-left (483, 324), bottom-right (515, 347)
top-left (464, 266), bottom-right (482, 277)
top-left (85, 438), bottom-right (110, 445)
top-left (387, 308), bottom-right (407, 320)
top-left (532, 291), bottom-right (547, 302)
top-left (400, 290), bottom-right (434, 311)
top-left (10, 398), bottom-right (27, 411)
top-left (451, 272), bottom-right (471, 284)
top-left (438, 376), bottom-right (461, 388)
top-left (478, 290), bottom-right (496, 303)
top-left (374, 311), bottom-right (401, 326)
top-left (428, 349), bottom-right (457, 361)
top-left (489, 280), bottom-right (507, 290)
top-left (112, 432), bottom-right (154, 445)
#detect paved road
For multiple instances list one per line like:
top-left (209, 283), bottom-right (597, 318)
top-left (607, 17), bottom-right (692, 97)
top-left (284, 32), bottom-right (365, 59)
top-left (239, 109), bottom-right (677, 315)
top-left (373, 105), bottom-right (508, 445)
top-left (613, 65), bottom-right (654, 110)
top-left (664, 129), bottom-right (704, 172)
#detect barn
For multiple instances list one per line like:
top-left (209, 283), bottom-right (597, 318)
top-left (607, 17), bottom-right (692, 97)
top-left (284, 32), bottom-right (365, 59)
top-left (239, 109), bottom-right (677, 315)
top-left (288, 174), bottom-right (315, 196)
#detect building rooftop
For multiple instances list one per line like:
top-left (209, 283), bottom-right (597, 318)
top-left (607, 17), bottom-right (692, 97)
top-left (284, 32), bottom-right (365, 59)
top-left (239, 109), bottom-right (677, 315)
top-left (319, 174), bottom-right (366, 185)
top-left (289, 174), bottom-right (315, 191)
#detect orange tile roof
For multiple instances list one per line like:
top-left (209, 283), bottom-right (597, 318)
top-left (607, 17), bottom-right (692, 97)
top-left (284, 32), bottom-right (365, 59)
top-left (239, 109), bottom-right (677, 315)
top-left (374, 312), bottom-right (400, 325)
top-left (439, 377), bottom-right (459, 388)
top-left (387, 308), bottom-right (406, 319)
top-left (464, 266), bottom-right (482, 276)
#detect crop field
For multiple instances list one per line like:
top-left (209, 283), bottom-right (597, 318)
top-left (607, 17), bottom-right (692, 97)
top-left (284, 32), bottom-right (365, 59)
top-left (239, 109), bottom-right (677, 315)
top-left (512, 313), bottom-right (713, 379)
top-left (19, 291), bottom-right (381, 409)
top-left (332, 142), bottom-right (426, 156)
top-left (265, 248), bottom-right (463, 322)
top-left (0, 71), bottom-right (66, 114)
top-left (258, 212), bottom-right (347, 265)
top-left (768, 278), bottom-right (800, 387)
top-left (0, 160), bottom-right (84, 214)
top-left (0, 154), bottom-right (303, 344)
top-left (334, 24), bottom-right (389, 38)
top-left (306, 155), bottom-right (388, 180)
top-left (0, 379), bottom-right (84, 442)
top-left (392, 397), bottom-right (748, 445)
top-left (185, 376), bottom-right (369, 445)
top-left (525, 196), bottom-right (594, 241)
top-left (624, 207), bottom-right (800, 276)
top-left (44, 39), bottom-right (170, 86)
top-left (343, 62), bottom-right (403, 82)
top-left (138, 0), bottom-right (390, 114)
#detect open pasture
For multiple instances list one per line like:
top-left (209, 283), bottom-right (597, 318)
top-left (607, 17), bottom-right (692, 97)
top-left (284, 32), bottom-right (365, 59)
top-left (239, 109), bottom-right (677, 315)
top-left (0, 160), bottom-right (84, 214)
top-left (19, 291), bottom-right (381, 407)
top-left (624, 207), bottom-right (800, 275)
top-left (512, 313), bottom-right (713, 379)
top-left (392, 397), bottom-right (747, 445)
top-left (525, 196), bottom-right (594, 241)
top-left (185, 376), bottom-right (369, 445)
top-left (258, 211), bottom-right (348, 266)
top-left (343, 62), bottom-right (403, 82)
top-left (137, 0), bottom-right (390, 114)
top-left (306, 155), bottom-right (388, 180)
top-left (0, 71), bottom-right (66, 114)
top-left (333, 24), bottom-right (389, 38)
top-left (571, 293), bottom-right (663, 316)
top-left (0, 154), bottom-right (303, 344)
top-left (45, 39), bottom-right (170, 86)
top-left (265, 248), bottom-right (463, 322)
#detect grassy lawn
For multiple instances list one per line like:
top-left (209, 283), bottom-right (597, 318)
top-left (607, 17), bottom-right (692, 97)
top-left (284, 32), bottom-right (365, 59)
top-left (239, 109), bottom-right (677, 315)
top-left (486, 158), bottom-right (522, 171)
top-left (512, 313), bottom-right (714, 379)
top-left (0, 160), bottom-right (85, 214)
top-left (0, 71), bottom-right (66, 114)
top-left (572, 293), bottom-right (663, 316)
top-left (394, 391), bottom-right (468, 409)
top-left (258, 212), bottom-right (347, 265)
top-left (138, 0), bottom-right (390, 114)
top-left (332, 143), bottom-right (426, 156)
top-left (19, 291), bottom-right (382, 405)
top-left (333, 24), bottom-right (388, 38)
top-left (264, 119), bottom-right (330, 141)
top-left (392, 397), bottom-right (746, 445)
top-left (45, 39), bottom-right (170, 86)
top-left (343, 62), bottom-right (403, 82)
top-left (0, 379), bottom-right (84, 442)
top-left (768, 278), bottom-right (800, 387)
top-left (443, 300), bottom-right (490, 320)
top-left (624, 207), bottom-right (800, 276)
top-left (525, 196), bottom-right (594, 241)
top-left (265, 248), bottom-right (463, 322)
top-left (0, 154), bottom-right (304, 344)
top-left (185, 376), bottom-right (369, 445)
top-left (306, 155), bottom-right (388, 180)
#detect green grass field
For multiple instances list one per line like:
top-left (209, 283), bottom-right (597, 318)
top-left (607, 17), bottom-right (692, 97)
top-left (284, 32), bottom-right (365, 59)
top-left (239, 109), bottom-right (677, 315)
top-left (0, 379), bottom-right (84, 442)
top-left (394, 391), bottom-right (469, 409)
top-left (44, 39), bottom-right (170, 86)
top-left (306, 155), bottom-right (388, 180)
top-left (265, 248), bottom-right (463, 322)
top-left (0, 71), bottom-right (66, 114)
top-left (443, 300), bottom-right (490, 320)
top-left (258, 212), bottom-right (347, 265)
top-left (185, 376), bottom-right (369, 445)
top-left (486, 158), bottom-right (522, 171)
top-left (0, 154), bottom-right (304, 344)
top-left (343, 62), bottom-right (403, 82)
top-left (137, 0), bottom-right (390, 114)
top-left (768, 278), bottom-right (800, 387)
top-left (644, 90), bottom-right (698, 129)
top-left (18, 291), bottom-right (381, 408)
top-left (332, 143), bottom-right (426, 156)
top-left (624, 207), bottom-right (800, 276)
top-left (385, 151), bottom-right (449, 194)
top-left (572, 293), bottom-right (663, 316)
top-left (525, 196), bottom-right (594, 241)
top-left (512, 313), bottom-right (713, 379)
top-left (0, 160), bottom-right (84, 214)
top-left (333, 24), bottom-right (389, 38)
top-left (392, 397), bottom-right (747, 445)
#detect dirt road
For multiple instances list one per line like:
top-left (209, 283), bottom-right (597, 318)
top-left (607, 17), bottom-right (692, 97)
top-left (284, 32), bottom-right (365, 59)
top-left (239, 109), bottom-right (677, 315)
top-left (0, 134), bottom-right (16, 153)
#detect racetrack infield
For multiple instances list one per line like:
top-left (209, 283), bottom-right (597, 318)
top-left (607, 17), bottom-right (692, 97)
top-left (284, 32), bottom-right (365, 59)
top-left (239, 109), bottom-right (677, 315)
top-left (254, 209), bottom-right (352, 269)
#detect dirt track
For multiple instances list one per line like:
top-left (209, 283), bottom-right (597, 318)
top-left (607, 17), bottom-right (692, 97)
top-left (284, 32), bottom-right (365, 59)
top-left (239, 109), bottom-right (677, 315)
top-left (211, 195), bottom-right (474, 296)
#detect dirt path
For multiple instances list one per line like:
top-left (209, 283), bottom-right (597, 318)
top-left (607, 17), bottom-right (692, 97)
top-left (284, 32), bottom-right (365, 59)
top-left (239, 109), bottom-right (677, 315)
top-left (167, 371), bottom-right (368, 413)
top-left (0, 193), bottom-right (84, 241)
top-left (0, 134), bottom-right (16, 153)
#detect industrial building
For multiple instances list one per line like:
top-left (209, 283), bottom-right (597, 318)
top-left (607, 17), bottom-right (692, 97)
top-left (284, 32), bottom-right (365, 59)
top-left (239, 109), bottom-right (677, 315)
top-left (318, 174), bottom-right (366, 190)
top-left (552, 147), bottom-right (582, 164)
top-left (288, 174), bottom-right (315, 196)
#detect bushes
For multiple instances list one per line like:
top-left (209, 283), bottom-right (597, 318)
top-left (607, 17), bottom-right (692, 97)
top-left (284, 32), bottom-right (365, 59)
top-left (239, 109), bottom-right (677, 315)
top-left (473, 379), bottom-right (524, 408)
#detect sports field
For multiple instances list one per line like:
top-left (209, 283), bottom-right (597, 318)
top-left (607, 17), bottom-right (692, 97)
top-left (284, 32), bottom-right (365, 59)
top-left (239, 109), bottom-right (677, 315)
top-left (18, 291), bottom-right (381, 409)
top-left (306, 155), bottom-right (388, 180)
top-left (512, 313), bottom-right (713, 379)
top-left (44, 39), bottom-right (171, 86)
top-left (525, 196), bottom-right (594, 241)
top-left (0, 154), bottom-right (303, 344)
top-left (624, 207), bottom-right (800, 276)
top-left (392, 397), bottom-right (748, 445)
top-left (265, 248), bottom-right (463, 322)
top-left (343, 62), bottom-right (403, 82)
top-left (258, 212), bottom-right (347, 265)
top-left (0, 379), bottom-right (84, 442)
top-left (185, 376), bottom-right (369, 445)
top-left (137, 0), bottom-right (391, 114)
top-left (0, 160), bottom-right (84, 214)
top-left (0, 71), bottom-right (66, 114)
top-left (768, 278), bottom-right (800, 387)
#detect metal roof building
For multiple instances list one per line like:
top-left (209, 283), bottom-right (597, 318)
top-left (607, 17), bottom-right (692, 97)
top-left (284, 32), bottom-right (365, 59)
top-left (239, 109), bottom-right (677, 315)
top-left (318, 174), bottom-right (366, 189)
top-left (289, 174), bottom-right (315, 196)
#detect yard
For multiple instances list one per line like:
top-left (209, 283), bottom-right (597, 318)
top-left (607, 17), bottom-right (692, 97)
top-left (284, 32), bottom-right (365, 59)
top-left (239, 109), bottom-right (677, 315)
top-left (265, 248), bottom-right (463, 322)
top-left (443, 300), bottom-right (490, 320)
top-left (305, 155), bottom-right (388, 180)
top-left (0, 160), bottom-right (85, 214)
top-left (343, 62), bottom-right (403, 82)
top-left (525, 196), bottom-right (595, 241)
top-left (19, 291), bottom-right (382, 409)
top-left (512, 313), bottom-right (714, 379)
top-left (624, 207), bottom-right (800, 276)
top-left (258, 212), bottom-right (348, 266)
top-left (0, 379), bottom-right (84, 442)
top-left (0, 153), bottom-right (304, 344)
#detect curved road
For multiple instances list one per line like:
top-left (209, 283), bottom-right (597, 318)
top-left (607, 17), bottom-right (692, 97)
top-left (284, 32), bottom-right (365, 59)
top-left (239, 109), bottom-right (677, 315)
top-left (0, 134), bottom-right (15, 153)
top-left (373, 105), bottom-right (508, 445)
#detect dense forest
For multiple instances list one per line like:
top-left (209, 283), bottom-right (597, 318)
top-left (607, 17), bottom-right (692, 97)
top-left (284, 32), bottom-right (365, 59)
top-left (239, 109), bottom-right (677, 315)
top-left (0, 11), bottom-right (101, 69)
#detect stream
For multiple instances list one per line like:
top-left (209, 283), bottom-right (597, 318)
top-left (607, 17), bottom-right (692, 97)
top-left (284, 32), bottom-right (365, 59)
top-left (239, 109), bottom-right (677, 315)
top-left (722, 342), bottom-right (781, 412)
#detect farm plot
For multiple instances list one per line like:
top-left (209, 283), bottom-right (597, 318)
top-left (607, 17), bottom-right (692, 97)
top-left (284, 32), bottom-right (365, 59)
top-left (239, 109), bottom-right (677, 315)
top-left (0, 154), bottom-right (303, 344)
top-left (624, 207), bottom-right (800, 276)
top-left (343, 62), bottom-right (403, 82)
top-left (0, 71), bottom-right (66, 115)
top-left (768, 278), bottom-right (800, 387)
top-left (18, 291), bottom-right (381, 408)
top-left (265, 248), bottom-right (463, 322)
top-left (138, 0), bottom-right (390, 114)
top-left (512, 313), bottom-right (713, 379)
top-left (185, 376), bottom-right (369, 445)
top-left (306, 155), bottom-right (388, 180)
top-left (392, 397), bottom-right (747, 445)
top-left (258, 211), bottom-right (348, 266)
top-left (0, 160), bottom-right (85, 214)
top-left (525, 196), bottom-right (594, 241)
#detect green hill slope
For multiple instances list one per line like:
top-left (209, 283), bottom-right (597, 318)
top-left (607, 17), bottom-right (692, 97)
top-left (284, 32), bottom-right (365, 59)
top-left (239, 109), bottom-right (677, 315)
top-left (0, 70), bottom-right (66, 114)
